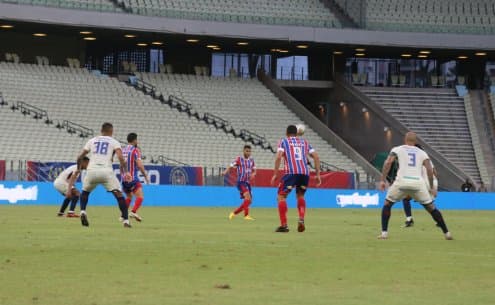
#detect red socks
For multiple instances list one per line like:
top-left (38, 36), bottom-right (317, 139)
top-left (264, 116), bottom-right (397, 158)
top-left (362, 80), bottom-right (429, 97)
top-left (297, 197), bottom-right (306, 220)
top-left (234, 199), bottom-right (251, 215)
top-left (278, 200), bottom-right (288, 226)
top-left (132, 197), bottom-right (143, 213)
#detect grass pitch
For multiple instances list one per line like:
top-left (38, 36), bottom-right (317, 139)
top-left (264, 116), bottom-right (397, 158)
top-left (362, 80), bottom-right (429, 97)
top-left (1, 205), bottom-right (494, 305)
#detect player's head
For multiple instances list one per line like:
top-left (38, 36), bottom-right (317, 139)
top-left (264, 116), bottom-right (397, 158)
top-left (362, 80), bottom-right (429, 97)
top-left (286, 125), bottom-right (298, 137)
top-left (79, 156), bottom-right (90, 170)
top-left (404, 131), bottom-right (417, 145)
top-left (127, 132), bottom-right (138, 145)
top-left (101, 122), bottom-right (113, 136)
top-left (243, 145), bottom-right (252, 158)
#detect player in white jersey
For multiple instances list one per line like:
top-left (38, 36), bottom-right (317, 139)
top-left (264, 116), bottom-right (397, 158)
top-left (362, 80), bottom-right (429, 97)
top-left (378, 132), bottom-right (452, 240)
top-left (54, 157), bottom-right (89, 217)
top-left (69, 122), bottom-right (131, 228)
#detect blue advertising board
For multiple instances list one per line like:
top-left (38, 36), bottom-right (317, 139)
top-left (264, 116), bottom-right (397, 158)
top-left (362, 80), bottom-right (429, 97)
top-left (0, 181), bottom-right (493, 210)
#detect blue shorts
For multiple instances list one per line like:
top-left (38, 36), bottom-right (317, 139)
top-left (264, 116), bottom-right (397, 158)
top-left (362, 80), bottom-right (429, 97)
top-left (237, 181), bottom-right (252, 199)
top-left (122, 180), bottom-right (142, 194)
top-left (278, 174), bottom-right (309, 196)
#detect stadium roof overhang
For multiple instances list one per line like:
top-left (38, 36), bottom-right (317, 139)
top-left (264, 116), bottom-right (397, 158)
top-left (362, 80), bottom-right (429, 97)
top-left (1, 2), bottom-right (495, 61)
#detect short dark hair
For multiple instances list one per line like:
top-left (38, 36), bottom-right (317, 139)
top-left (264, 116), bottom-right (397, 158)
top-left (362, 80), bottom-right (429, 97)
top-left (127, 132), bottom-right (138, 143)
top-left (101, 122), bottom-right (113, 132)
top-left (82, 156), bottom-right (90, 162)
top-left (243, 145), bottom-right (251, 150)
top-left (286, 125), bottom-right (297, 135)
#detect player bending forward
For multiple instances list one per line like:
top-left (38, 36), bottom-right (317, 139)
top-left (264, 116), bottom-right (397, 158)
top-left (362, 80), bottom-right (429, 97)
top-left (378, 132), bottom-right (452, 240)
top-left (54, 157), bottom-right (89, 217)
top-left (122, 133), bottom-right (149, 222)
top-left (271, 125), bottom-right (321, 233)
top-left (223, 145), bottom-right (256, 221)
top-left (70, 122), bottom-right (131, 228)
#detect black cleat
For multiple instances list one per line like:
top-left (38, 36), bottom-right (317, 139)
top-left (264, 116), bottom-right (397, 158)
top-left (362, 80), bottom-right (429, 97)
top-left (80, 213), bottom-right (89, 227)
top-left (404, 219), bottom-right (414, 227)
top-left (275, 225), bottom-right (289, 233)
top-left (123, 221), bottom-right (132, 228)
top-left (57, 212), bottom-right (64, 217)
top-left (297, 220), bottom-right (305, 232)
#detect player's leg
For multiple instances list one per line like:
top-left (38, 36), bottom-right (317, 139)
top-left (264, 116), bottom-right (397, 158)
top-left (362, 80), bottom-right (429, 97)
top-left (229, 183), bottom-right (253, 220)
top-left (80, 171), bottom-right (97, 227)
top-left (379, 183), bottom-right (402, 239)
top-left (275, 175), bottom-right (292, 232)
top-left (295, 175), bottom-right (310, 232)
top-left (130, 183), bottom-right (144, 222)
top-left (67, 189), bottom-right (81, 217)
top-left (104, 173), bottom-right (131, 228)
top-left (403, 196), bottom-right (414, 227)
top-left (241, 186), bottom-right (254, 220)
top-left (55, 182), bottom-right (70, 216)
top-left (421, 202), bottom-right (452, 240)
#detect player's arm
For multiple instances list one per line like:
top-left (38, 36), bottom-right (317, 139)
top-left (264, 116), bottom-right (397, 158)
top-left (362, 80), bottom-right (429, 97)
top-left (65, 170), bottom-right (80, 198)
top-left (380, 152), bottom-right (397, 190)
top-left (222, 164), bottom-right (233, 176)
top-left (114, 147), bottom-right (130, 181)
top-left (423, 158), bottom-right (434, 193)
top-left (271, 151), bottom-right (284, 185)
top-left (310, 151), bottom-right (321, 186)
top-left (76, 149), bottom-right (89, 170)
top-left (136, 158), bottom-right (149, 184)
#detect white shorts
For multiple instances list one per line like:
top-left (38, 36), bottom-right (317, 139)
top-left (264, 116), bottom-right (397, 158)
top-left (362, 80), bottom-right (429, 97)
top-left (387, 178), bottom-right (433, 205)
top-left (53, 180), bottom-right (71, 195)
top-left (82, 168), bottom-right (121, 193)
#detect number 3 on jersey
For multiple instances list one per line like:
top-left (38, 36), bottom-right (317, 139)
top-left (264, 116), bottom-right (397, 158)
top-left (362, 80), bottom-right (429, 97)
top-left (95, 141), bottom-right (109, 155)
top-left (407, 152), bottom-right (416, 167)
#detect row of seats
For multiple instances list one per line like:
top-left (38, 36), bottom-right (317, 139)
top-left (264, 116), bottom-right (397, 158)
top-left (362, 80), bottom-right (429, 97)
top-left (0, 62), bottom-right (283, 169)
top-left (0, 0), bottom-right (121, 12)
top-left (360, 86), bottom-right (482, 184)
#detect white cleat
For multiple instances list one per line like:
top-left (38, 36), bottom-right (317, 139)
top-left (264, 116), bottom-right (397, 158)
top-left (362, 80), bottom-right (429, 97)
top-left (377, 231), bottom-right (389, 239)
top-left (444, 232), bottom-right (453, 240)
top-left (129, 212), bottom-right (142, 222)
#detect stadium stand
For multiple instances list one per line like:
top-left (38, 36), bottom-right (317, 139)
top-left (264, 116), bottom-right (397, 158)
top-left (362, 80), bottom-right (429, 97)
top-left (0, 0), bottom-right (121, 12)
top-left (359, 86), bottom-right (482, 184)
top-left (136, 72), bottom-right (366, 178)
top-left (364, 0), bottom-right (495, 34)
top-left (0, 62), bottom-right (275, 167)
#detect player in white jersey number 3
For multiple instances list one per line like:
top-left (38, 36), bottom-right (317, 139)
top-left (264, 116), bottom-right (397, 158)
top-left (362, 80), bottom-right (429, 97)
top-left (69, 122), bottom-right (132, 228)
top-left (378, 132), bottom-right (452, 240)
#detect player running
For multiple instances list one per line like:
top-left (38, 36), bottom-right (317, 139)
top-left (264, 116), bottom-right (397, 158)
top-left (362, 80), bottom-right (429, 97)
top-left (378, 132), bottom-right (452, 240)
top-left (54, 157), bottom-right (89, 217)
top-left (121, 133), bottom-right (149, 222)
top-left (223, 145), bottom-right (256, 221)
top-left (271, 125), bottom-right (321, 233)
top-left (70, 122), bottom-right (131, 228)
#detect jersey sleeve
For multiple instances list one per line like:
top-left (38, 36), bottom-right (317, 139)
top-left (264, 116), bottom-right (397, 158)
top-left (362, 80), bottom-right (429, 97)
top-left (390, 146), bottom-right (400, 157)
top-left (229, 157), bottom-right (239, 167)
top-left (134, 148), bottom-right (142, 160)
top-left (83, 139), bottom-right (92, 152)
top-left (111, 138), bottom-right (122, 152)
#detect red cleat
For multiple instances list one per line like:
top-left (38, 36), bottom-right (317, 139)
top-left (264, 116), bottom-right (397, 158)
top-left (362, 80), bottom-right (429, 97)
top-left (66, 213), bottom-right (80, 218)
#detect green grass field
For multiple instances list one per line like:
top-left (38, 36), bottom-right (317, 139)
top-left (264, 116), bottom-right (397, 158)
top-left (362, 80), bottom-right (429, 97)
top-left (1, 205), bottom-right (494, 305)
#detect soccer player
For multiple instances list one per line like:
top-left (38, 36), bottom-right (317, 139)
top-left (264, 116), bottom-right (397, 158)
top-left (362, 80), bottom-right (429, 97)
top-left (223, 145), bottom-right (256, 221)
top-left (54, 157), bottom-right (89, 217)
top-left (121, 132), bottom-right (149, 222)
top-left (271, 125), bottom-right (321, 233)
top-left (378, 132), bottom-right (452, 240)
top-left (70, 122), bottom-right (131, 227)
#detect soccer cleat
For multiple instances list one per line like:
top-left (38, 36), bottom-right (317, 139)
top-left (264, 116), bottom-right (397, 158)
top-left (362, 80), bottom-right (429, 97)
top-left (404, 219), bottom-right (414, 227)
top-left (129, 212), bottom-right (142, 222)
top-left (228, 212), bottom-right (235, 220)
top-left (377, 232), bottom-right (388, 239)
top-left (275, 225), bottom-right (289, 233)
top-left (297, 220), bottom-right (305, 232)
top-left (123, 220), bottom-right (132, 228)
top-left (243, 215), bottom-right (255, 221)
top-left (444, 232), bottom-right (453, 240)
top-left (80, 213), bottom-right (89, 227)
top-left (57, 212), bottom-right (64, 217)
top-left (119, 216), bottom-right (124, 222)
top-left (66, 213), bottom-right (80, 218)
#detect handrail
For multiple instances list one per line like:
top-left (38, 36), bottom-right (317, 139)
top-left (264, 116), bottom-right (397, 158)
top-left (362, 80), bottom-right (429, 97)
top-left (62, 120), bottom-right (94, 138)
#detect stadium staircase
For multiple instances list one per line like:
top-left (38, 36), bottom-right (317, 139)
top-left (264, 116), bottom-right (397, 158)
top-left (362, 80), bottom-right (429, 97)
top-left (358, 85), bottom-right (481, 188)
top-left (333, 76), bottom-right (469, 191)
